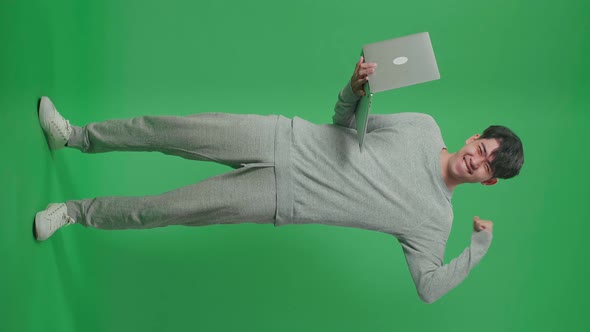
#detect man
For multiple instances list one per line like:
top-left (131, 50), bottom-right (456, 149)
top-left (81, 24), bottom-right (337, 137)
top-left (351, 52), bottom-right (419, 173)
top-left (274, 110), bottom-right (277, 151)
top-left (35, 57), bottom-right (524, 303)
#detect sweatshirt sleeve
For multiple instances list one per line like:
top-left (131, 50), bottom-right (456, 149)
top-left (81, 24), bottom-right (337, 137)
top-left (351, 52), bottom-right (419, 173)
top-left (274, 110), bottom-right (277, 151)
top-left (332, 82), bottom-right (429, 131)
top-left (399, 228), bottom-right (493, 304)
top-left (332, 81), bottom-right (360, 129)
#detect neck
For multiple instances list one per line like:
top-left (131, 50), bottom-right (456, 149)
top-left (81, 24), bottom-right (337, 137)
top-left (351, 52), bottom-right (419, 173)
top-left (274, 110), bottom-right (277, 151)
top-left (440, 149), bottom-right (460, 192)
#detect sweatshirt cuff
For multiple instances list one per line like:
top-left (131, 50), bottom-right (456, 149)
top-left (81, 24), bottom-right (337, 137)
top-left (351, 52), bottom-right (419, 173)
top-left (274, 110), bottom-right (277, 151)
top-left (470, 230), bottom-right (493, 261)
top-left (341, 81), bottom-right (361, 103)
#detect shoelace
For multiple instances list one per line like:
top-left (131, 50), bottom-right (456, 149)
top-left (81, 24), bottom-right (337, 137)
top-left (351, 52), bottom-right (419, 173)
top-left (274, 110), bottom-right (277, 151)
top-left (50, 119), bottom-right (72, 141)
top-left (48, 210), bottom-right (75, 232)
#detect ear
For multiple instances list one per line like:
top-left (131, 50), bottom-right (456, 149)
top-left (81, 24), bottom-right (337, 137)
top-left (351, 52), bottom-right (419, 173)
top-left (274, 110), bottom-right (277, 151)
top-left (481, 178), bottom-right (498, 186)
top-left (465, 134), bottom-right (481, 145)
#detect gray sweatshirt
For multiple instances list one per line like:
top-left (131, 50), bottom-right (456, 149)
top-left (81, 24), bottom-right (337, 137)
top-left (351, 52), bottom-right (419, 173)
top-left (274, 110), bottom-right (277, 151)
top-left (272, 82), bottom-right (493, 303)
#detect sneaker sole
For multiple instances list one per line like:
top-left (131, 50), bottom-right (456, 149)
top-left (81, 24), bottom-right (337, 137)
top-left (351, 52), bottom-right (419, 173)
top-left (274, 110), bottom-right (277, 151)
top-left (38, 96), bottom-right (63, 150)
top-left (34, 209), bottom-right (53, 241)
top-left (33, 211), bottom-right (40, 240)
top-left (33, 215), bottom-right (38, 240)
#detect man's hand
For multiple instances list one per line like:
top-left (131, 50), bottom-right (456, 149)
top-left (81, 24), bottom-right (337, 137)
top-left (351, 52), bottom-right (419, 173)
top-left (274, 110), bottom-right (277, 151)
top-left (473, 216), bottom-right (493, 233)
top-left (350, 56), bottom-right (377, 97)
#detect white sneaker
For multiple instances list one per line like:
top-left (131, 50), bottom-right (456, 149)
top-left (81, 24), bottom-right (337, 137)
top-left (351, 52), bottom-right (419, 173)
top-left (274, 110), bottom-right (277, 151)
top-left (34, 203), bottom-right (76, 241)
top-left (38, 97), bottom-right (72, 150)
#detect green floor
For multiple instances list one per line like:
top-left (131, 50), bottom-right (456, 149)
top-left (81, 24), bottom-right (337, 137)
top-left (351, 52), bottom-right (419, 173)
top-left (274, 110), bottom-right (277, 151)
top-left (1, 0), bottom-right (589, 331)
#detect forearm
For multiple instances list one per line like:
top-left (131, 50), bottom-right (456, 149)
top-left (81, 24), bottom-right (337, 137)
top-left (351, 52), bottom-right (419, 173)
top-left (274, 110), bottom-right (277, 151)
top-left (332, 81), bottom-right (360, 129)
top-left (404, 230), bottom-right (493, 304)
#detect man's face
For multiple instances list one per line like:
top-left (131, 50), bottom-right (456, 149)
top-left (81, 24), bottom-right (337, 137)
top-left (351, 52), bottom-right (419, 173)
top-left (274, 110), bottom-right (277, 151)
top-left (449, 135), bottom-right (500, 185)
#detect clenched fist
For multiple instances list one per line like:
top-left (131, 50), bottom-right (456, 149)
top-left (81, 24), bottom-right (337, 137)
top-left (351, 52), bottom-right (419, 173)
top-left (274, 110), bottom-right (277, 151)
top-left (473, 216), bottom-right (493, 233)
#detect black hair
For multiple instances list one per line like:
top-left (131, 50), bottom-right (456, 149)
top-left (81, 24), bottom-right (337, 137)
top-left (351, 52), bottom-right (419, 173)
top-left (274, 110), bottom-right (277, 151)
top-left (479, 125), bottom-right (524, 179)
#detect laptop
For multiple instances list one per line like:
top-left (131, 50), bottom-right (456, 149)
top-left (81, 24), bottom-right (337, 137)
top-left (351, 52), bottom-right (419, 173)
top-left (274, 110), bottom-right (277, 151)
top-left (355, 32), bottom-right (440, 151)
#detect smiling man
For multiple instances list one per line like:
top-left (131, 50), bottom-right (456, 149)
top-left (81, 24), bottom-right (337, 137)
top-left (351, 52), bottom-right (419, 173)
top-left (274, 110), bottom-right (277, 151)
top-left (441, 130), bottom-right (514, 189)
top-left (35, 57), bottom-right (524, 304)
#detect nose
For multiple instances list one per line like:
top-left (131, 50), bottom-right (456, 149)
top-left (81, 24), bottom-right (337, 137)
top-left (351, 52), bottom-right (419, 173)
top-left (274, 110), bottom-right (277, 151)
top-left (471, 154), bottom-right (485, 170)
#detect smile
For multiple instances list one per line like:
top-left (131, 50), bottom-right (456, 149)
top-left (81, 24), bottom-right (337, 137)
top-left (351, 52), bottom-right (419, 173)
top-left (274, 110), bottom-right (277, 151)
top-left (463, 157), bottom-right (472, 175)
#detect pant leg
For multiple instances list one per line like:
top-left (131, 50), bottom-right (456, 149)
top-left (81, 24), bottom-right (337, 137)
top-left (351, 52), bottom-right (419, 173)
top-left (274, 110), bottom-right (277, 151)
top-left (66, 113), bottom-right (279, 168)
top-left (65, 166), bottom-right (276, 229)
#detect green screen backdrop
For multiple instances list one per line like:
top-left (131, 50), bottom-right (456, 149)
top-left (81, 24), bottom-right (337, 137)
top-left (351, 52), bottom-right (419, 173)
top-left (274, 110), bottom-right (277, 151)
top-left (1, 0), bottom-right (588, 331)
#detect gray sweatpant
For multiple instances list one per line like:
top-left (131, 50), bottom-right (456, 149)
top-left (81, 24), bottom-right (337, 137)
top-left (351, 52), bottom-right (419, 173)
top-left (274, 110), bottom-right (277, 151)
top-left (64, 113), bottom-right (280, 230)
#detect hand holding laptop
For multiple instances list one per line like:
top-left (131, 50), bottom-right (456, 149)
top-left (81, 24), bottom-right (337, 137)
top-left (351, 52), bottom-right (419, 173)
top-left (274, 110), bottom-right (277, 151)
top-left (351, 56), bottom-right (378, 97)
top-left (353, 32), bottom-right (440, 151)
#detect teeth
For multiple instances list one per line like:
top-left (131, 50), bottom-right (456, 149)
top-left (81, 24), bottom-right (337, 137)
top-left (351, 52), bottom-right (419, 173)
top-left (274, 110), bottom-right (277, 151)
top-left (464, 158), bottom-right (470, 174)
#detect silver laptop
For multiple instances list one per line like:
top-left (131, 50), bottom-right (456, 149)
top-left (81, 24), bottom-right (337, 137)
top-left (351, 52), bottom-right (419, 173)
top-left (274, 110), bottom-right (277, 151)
top-left (355, 32), bottom-right (440, 151)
